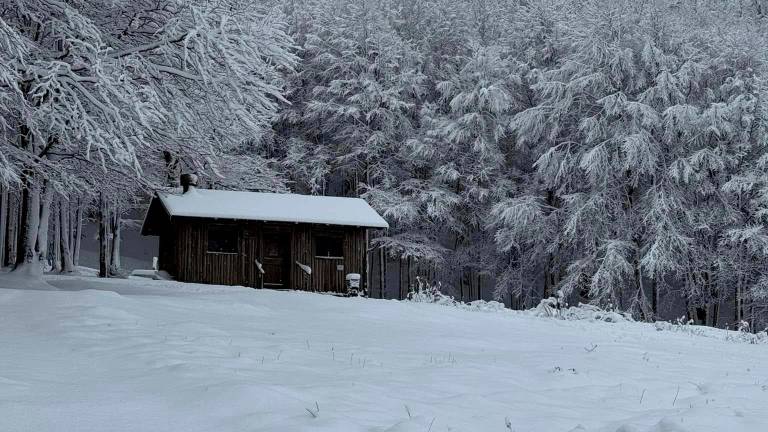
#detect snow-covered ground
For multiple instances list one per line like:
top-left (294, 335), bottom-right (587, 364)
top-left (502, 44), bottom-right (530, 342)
top-left (1, 275), bottom-right (767, 432)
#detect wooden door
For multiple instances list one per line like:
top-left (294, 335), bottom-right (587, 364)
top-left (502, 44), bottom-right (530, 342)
top-left (262, 232), bottom-right (290, 288)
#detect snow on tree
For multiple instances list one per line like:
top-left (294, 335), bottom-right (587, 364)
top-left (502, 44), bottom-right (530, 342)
top-left (5, 0), bottom-right (768, 327)
top-left (0, 0), bottom-right (296, 274)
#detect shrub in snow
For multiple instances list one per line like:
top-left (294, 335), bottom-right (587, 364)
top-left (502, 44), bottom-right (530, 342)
top-left (724, 328), bottom-right (768, 344)
top-left (532, 297), bottom-right (633, 323)
top-left (407, 277), bottom-right (449, 304)
top-left (654, 317), bottom-right (768, 344)
top-left (532, 297), bottom-right (562, 318)
top-left (560, 304), bottom-right (633, 323)
top-left (406, 277), bottom-right (506, 312)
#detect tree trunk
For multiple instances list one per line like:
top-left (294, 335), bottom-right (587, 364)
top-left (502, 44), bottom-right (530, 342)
top-left (36, 181), bottom-right (53, 270)
top-left (633, 251), bottom-right (653, 321)
top-left (543, 255), bottom-right (552, 299)
top-left (734, 276), bottom-right (739, 326)
top-left (406, 256), bottom-right (412, 294)
top-left (14, 174), bottom-right (42, 274)
top-left (379, 247), bottom-right (385, 299)
top-left (651, 278), bottom-right (659, 316)
top-left (0, 184), bottom-right (7, 268)
top-left (697, 306), bottom-right (708, 326)
top-left (109, 201), bottom-right (122, 276)
top-left (700, 271), bottom-right (716, 327)
top-left (5, 190), bottom-right (18, 267)
top-left (52, 198), bottom-right (62, 273)
top-left (73, 200), bottom-right (83, 267)
top-left (98, 194), bottom-right (111, 278)
top-left (364, 230), bottom-right (370, 296)
top-left (59, 199), bottom-right (75, 273)
top-left (163, 151), bottom-right (180, 187)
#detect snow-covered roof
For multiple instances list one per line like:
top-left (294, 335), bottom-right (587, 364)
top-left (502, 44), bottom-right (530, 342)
top-left (154, 188), bottom-right (389, 228)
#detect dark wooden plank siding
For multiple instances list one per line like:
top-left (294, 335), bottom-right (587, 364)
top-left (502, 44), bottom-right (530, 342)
top-left (313, 258), bottom-right (344, 292)
top-left (175, 220), bottom-right (200, 282)
top-left (167, 218), bottom-right (370, 293)
top-left (309, 227), bottom-right (366, 294)
top-left (157, 230), bottom-right (177, 275)
top-left (292, 224), bottom-right (313, 291)
top-left (243, 224), bottom-right (260, 288)
top-left (205, 252), bottom-right (241, 285)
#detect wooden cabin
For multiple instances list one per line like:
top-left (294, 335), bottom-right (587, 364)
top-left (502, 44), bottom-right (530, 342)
top-left (140, 180), bottom-right (388, 294)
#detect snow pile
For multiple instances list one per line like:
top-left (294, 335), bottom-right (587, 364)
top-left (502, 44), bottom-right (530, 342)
top-left (406, 278), bottom-right (506, 312)
top-left (406, 282), bottom-right (629, 318)
top-left (531, 297), bottom-right (633, 323)
top-left (0, 268), bottom-right (57, 291)
top-left (654, 318), bottom-right (768, 345)
top-left (2, 275), bottom-right (768, 431)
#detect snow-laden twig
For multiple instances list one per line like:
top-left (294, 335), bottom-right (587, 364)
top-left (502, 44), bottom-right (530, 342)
top-left (305, 402), bottom-right (319, 418)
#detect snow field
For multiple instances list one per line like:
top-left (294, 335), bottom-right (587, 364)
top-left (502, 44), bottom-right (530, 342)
top-left (0, 275), bottom-right (767, 432)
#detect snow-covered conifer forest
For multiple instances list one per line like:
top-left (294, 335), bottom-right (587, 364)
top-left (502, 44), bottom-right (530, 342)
top-left (4, 0), bottom-right (768, 330)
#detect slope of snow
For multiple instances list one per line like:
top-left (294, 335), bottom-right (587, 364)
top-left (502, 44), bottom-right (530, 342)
top-left (1, 275), bottom-right (767, 432)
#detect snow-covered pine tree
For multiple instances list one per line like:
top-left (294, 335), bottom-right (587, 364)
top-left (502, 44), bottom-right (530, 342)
top-left (506, 0), bottom-right (767, 320)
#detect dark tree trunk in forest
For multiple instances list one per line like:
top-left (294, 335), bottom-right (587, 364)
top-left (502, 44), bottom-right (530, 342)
top-left (735, 276), bottom-right (740, 325)
top-left (109, 201), bottom-right (122, 276)
top-left (379, 247), bottom-right (386, 299)
top-left (5, 191), bottom-right (19, 267)
top-left (98, 194), bottom-right (111, 278)
top-left (59, 198), bottom-right (75, 273)
top-left (163, 151), bottom-right (180, 187)
top-left (633, 259), bottom-right (652, 321)
top-left (0, 184), bottom-right (7, 267)
top-left (543, 255), bottom-right (553, 299)
top-left (15, 180), bottom-right (29, 267)
top-left (36, 181), bottom-right (53, 269)
top-left (52, 199), bottom-right (62, 272)
top-left (407, 256), bottom-right (412, 294)
top-left (73, 201), bottom-right (83, 267)
top-left (365, 231), bottom-right (370, 295)
top-left (696, 307), bottom-right (707, 325)
top-left (14, 174), bottom-right (42, 274)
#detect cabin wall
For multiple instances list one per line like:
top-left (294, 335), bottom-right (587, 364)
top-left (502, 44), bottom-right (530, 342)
top-left (308, 227), bottom-right (366, 293)
top-left (167, 218), bottom-right (368, 293)
top-left (173, 218), bottom-right (241, 286)
top-left (157, 230), bottom-right (177, 275)
top-left (242, 225), bottom-right (261, 288)
top-left (291, 225), bottom-right (313, 291)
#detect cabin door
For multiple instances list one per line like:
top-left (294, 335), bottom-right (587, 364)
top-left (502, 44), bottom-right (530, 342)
top-left (261, 232), bottom-right (290, 288)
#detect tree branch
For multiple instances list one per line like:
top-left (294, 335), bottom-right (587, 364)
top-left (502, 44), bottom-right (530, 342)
top-left (108, 33), bottom-right (189, 59)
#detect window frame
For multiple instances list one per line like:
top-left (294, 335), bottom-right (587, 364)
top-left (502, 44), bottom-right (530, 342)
top-left (206, 224), bottom-right (240, 255)
top-left (314, 234), bottom-right (344, 259)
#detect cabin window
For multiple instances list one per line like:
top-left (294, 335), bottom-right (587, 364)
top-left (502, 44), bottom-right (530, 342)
top-left (207, 225), bottom-right (239, 254)
top-left (315, 235), bottom-right (344, 258)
